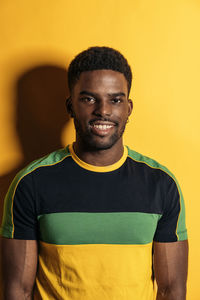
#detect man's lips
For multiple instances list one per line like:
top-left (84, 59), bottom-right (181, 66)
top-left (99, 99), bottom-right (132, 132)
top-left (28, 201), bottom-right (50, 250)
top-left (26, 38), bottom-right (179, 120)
top-left (89, 120), bottom-right (117, 136)
top-left (89, 119), bottom-right (117, 126)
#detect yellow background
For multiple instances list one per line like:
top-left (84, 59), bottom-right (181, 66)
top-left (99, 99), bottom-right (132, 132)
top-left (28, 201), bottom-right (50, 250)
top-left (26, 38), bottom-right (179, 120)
top-left (0, 0), bottom-right (199, 298)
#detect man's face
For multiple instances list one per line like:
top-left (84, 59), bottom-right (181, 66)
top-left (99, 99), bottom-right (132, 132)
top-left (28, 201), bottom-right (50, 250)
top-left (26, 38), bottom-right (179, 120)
top-left (70, 69), bottom-right (133, 150)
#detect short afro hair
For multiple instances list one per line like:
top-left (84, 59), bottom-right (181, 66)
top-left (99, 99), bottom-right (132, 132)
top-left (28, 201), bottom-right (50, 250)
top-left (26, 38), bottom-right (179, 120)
top-left (68, 46), bottom-right (132, 95)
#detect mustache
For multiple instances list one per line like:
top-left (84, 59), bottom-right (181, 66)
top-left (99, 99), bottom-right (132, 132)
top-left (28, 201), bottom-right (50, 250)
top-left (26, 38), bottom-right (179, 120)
top-left (89, 118), bottom-right (118, 125)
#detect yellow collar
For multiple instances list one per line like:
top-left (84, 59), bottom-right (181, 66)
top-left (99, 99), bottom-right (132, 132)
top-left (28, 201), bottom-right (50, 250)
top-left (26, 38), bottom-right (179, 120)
top-left (68, 144), bottom-right (128, 173)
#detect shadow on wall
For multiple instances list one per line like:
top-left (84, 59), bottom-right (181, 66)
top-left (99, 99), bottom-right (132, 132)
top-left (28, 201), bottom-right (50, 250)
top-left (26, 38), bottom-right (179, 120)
top-left (0, 66), bottom-right (70, 297)
top-left (0, 64), bottom-right (70, 212)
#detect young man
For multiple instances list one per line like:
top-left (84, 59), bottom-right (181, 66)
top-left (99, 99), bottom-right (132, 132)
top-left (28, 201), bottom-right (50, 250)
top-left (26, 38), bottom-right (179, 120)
top-left (1, 47), bottom-right (188, 299)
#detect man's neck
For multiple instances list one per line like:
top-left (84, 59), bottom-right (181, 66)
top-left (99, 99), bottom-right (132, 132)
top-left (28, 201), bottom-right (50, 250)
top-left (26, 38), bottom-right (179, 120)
top-left (73, 140), bottom-right (124, 166)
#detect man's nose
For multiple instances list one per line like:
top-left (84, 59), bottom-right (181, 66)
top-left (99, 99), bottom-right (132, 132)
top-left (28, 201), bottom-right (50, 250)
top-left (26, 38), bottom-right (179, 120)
top-left (93, 100), bottom-right (112, 117)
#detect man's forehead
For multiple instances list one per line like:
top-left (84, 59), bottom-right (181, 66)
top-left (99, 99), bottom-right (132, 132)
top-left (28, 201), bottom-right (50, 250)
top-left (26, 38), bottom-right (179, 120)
top-left (74, 69), bottom-right (128, 94)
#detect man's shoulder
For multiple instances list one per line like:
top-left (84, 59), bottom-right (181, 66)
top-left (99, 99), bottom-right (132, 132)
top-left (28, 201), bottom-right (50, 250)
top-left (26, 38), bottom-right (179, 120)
top-left (126, 145), bottom-right (176, 181)
top-left (13, 146), bottom-right (71, 185)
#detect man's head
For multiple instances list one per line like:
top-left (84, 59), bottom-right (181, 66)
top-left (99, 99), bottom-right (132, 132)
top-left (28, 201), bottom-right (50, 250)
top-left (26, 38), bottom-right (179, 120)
top-left (67, 46), bottom-right (133, 151)
top-left (67, 46), bottom-right (132, 95)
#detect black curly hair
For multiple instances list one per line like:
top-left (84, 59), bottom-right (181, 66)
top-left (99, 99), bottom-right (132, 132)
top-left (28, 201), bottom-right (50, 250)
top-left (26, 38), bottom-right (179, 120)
top-left (68, 46), bottom-right (132, 95)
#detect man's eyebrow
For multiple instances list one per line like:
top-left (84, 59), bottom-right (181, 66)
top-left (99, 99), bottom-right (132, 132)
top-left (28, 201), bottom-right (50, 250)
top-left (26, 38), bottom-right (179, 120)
top-left (107, 92), bottom-right (126, 97)
top-left (79, 91), bottom-right (126, 97)
top-left (79, 91), bottom-right (97, 97)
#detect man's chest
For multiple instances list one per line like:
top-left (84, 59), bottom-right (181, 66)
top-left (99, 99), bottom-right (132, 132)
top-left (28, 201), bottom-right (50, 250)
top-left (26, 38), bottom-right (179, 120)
top-left (35, 166), bottom-right (163, 246)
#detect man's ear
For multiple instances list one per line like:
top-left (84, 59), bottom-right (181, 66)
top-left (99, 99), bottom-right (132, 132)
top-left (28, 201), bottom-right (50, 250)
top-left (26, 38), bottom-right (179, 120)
top-left (128, 99), bottom-right (133, 116)
top-left (66, 97), bottom-right (74, 118)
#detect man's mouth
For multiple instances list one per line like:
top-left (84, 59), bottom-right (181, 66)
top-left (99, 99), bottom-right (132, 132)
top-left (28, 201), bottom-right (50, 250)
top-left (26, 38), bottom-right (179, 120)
top-left (93, 124), bottom-right (113, 130)
top-left (89, 121), bottom-right (116, 136)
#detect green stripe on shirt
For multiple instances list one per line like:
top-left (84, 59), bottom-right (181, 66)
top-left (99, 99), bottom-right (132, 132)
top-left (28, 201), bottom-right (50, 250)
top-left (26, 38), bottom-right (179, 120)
top-left (37, 212), bottom-right (162, 245)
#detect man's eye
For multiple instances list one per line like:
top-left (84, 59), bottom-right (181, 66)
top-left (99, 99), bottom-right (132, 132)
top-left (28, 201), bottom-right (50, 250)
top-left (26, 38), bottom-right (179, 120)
top-left (81, 97), bottom-right (95, 103)
top-left (112, 98), bottom-right (122, 103)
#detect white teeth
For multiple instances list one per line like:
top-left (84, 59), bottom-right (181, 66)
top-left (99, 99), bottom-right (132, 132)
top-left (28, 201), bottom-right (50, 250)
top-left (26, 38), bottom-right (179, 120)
top-left (93, 124), bottom-right (113, 130)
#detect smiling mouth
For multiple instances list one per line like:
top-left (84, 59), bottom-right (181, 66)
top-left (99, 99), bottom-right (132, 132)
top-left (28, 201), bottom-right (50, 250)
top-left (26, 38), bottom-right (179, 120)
top-left (90, 121), bottom-right (116, 136)
top-left (93, 124), bottom-right (113, 130)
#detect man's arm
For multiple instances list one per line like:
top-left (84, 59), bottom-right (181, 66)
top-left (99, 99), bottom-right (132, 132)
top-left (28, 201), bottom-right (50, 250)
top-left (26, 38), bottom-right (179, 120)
top-left (1, 237), bottom-right (38, 300)
top-left (153, 240), bottom-right (188, 300)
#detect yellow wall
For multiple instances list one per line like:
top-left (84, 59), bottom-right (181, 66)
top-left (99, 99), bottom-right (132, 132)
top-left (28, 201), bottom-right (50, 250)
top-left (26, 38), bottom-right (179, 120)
top-left (0, 0), bottom-right (199, 298)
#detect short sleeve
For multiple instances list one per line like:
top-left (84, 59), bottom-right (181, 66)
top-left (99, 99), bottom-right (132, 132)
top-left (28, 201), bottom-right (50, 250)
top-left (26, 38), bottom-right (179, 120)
top-left (0, 171), bottom-right (38, 240)
top-left (153, 173), bottom-right (187, 242)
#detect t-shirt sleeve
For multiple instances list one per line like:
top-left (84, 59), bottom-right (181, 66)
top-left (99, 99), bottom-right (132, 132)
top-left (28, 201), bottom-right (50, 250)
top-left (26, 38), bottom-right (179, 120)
top-left (153, 172), bottom-right (188, 242)
top-left (0, 171), bottom-right (38, 240)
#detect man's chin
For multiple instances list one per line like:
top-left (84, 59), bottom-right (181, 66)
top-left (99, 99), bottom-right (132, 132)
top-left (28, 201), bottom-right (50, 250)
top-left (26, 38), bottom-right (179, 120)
top-left (83, 136), bottom-right (118, 151)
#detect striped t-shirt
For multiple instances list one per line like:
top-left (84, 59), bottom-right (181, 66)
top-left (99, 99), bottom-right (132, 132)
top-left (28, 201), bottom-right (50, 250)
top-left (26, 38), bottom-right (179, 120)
top-left (0, 144), bottom-right (187, 300)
